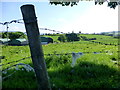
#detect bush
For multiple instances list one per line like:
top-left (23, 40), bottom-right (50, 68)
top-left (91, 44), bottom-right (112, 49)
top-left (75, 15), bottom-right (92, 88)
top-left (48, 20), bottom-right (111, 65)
top-left (48, 37), bottom-right (53, 43)
top-left (2, 32), bottom-right (26, 39)
top-left (58, 35), bottom-right (66, 42)
top-left (89, 38), bottom-right (96, 40)
top-left (65, 33), bottom-right (80, 42)
top-left (80, 36), bottom-right (89, 41)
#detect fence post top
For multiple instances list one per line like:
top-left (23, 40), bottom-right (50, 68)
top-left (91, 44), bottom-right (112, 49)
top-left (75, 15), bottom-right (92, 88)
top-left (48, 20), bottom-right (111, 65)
top-left (21, 4), bottom-right (34, 8)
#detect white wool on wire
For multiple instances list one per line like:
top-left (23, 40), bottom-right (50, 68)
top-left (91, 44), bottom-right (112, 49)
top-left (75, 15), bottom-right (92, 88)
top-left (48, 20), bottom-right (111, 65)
top-left (71, 52), bottom-right (83, 67)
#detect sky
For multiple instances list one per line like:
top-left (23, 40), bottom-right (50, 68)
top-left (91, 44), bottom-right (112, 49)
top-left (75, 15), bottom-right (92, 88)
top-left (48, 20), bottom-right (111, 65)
top-left (0, 1), bottom-right (118, 34)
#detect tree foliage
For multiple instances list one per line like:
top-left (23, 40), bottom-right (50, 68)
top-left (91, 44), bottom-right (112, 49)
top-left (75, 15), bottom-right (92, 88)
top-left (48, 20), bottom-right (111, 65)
top-left (2, 32), bottom-right (26, 40)
top-left (50, 0), bottom-right (119, 9)
top-left (65, 32), bottom-right (80, 42)
top-left (2, 32), bottom-right (7, 38)
top-left (48, 37), bottom-right (54, 43)
top-left (58, 35), bottom-right (66, 42)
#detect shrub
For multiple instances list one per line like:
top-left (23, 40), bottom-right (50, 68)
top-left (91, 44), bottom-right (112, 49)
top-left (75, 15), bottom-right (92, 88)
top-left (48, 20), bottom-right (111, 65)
top-left (65, 33), bottom-right (80, 42)
top-left (2, 32), bottom-right (26, 39)
top-left (58, 35), bottom-right (66, 42)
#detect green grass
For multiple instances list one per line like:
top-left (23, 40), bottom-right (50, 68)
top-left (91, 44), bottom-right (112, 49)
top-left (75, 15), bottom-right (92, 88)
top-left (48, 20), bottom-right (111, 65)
top-left (80, 34), bottom-right (118, 45)
top-left (43, 42), bottom-right (118, 54)
top-left (1, 34), bottom-right (120, 89)
top-left (42, 35), bottom-right (59, 42)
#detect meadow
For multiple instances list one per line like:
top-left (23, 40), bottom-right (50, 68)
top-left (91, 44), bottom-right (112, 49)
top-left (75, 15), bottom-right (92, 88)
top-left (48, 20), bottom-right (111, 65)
top-left (1, 34), bottom-right (120, 89)
top-left (80, 34), bottom-right (119, 45)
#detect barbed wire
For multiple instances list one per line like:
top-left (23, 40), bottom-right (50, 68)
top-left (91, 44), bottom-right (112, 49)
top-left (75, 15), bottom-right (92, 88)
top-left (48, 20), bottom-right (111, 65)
top-left (39, 28), bottom-right (64, 34)
top-left (0, 19), bottom-right (118, 46)
top-left (0, 19), bottom-right (65, 34)
top-left (0, 19), bottom-right (24, 25)
top-left (1, 51), bottom-right (118, 67)
top-left (0, 56), bottom-right (31, 66)
top-left (0, 19), bottom-right (118, 68)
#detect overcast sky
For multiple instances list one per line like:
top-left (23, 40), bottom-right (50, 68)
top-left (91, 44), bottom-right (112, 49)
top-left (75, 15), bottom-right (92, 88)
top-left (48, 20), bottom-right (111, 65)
top-left (0, 1), bottom-right (118, 34)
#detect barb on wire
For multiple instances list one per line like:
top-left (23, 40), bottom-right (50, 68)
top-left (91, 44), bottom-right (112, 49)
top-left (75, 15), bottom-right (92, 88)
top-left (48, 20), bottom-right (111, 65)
top-left (39, 28), bottom-right (64, 34)
top-left (0, 19), bottom-right (24, 26)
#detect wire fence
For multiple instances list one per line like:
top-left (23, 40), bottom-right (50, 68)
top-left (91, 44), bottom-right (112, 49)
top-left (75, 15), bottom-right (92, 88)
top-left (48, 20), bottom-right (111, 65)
top-left (0, 56), bottom-right (31, 66)
top-left (1, 51), bottom-right (118, 67)
top-left (1, 50), bottom-right (119, 80)
top-left (0, 19), bottom-right (119, 81)
top-left (0, 19), bottom-right (119, 71)
top-left (0, 19), bottom-right (65, 34)
top-left (0, 19), bottom-right (24, 25)
top-left (0, 19), bottom-right (119, 46)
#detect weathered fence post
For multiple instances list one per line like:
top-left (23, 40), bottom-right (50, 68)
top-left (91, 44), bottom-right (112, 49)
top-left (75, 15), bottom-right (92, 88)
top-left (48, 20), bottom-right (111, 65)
top-left (20, 5), bottom-right (50, 89)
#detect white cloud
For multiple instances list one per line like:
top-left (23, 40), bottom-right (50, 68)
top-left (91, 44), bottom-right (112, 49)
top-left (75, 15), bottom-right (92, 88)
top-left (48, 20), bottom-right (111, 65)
top-left (59, 2), bottom-right (118, 33)
top-left (8, 24), bottom-right (26, 32)
top-left (57, 18), bottom-right (68, 23)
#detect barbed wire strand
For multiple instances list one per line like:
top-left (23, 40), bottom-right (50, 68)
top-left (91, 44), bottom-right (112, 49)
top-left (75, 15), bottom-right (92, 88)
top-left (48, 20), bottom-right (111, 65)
top-left (1, 19), bottom-right (118, 45)
top-left (1, 51), bottom-right (117, 67)
top-left (0, 19), bottom-right (119, 68)
top-left (0, 19), bottom-right (119, 46)
top-left (0, 56), bottom-right (31, 66)
top-left (1, 51), bottom-right (118, 72)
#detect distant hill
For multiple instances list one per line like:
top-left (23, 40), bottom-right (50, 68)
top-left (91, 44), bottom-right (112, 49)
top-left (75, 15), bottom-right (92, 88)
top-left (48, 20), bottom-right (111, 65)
top-left (100, 31), bottom-right (120, 34)
top-left (100, 31), bottom-right (120, 36)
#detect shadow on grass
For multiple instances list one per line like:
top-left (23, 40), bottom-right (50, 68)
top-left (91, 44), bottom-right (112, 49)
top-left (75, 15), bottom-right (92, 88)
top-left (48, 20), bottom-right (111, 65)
top-left (48, 61), bottom-right (120, 89)
top-left (2, 61), bottom-right (120, 89)
top-left (2, 63), bottom-right (38, 89)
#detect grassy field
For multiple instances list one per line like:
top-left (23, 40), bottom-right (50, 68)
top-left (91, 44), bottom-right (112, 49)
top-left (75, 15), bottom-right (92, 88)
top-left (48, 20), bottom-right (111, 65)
top-left (80, 34), bottom-right (119, 45)
top-left (1, 34), bottom-right (120, 89)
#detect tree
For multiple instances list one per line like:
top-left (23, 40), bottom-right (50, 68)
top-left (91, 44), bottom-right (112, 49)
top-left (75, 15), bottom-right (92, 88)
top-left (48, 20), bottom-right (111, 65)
top-left (65, 32), bottom-right (80, 42)
top-left (48, 37), bottom-right (53, 43)
top-left (2, 32), bottom-right (26, 39)
top-left (49, 0), bottom-right (119, 9)
top-left (58, 35), bottom-right (66, 42)
top-left (79, 31), bottom-right (81, 34)
top-left (8, 32), bottom-right (25, 40)
top-left (2, 32), bottom-right (8, 38)
top-left (80, 36), bottom-right (89, 41)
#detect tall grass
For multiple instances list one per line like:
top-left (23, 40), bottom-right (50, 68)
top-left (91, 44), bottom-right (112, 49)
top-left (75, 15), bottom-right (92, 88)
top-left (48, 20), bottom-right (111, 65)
top-left (1, 35), bottom-right (119, 88)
